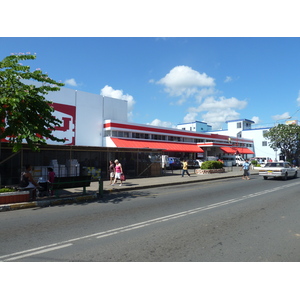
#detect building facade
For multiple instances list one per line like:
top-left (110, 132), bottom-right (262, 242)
top-left (1, 83), bottom-right (255, 185)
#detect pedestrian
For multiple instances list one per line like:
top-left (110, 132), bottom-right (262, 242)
top-left (240, 159), bottom-right (251, 180)
top-left (108, 160), bottom-right (115, 185)
top-left (19, 164), bottom-right (40, 200)
top-left (112, 159), bottom-right (123, 186)
top-left (182, 159), bottom-right (191, 177)
top-left (47, 167), bottom-right (56, 195)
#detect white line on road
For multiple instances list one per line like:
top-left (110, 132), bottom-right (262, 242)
top-left (1, 181), bottom-right (299, 261)
top-left (2, 243), bottom-right (73, 262)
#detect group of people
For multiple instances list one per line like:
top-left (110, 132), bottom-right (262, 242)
top-left (109, 159), bottom-right (125, 186)
top-left (19, 164), bottom-right (56, 199)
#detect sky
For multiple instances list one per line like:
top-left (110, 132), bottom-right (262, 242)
top-left (1, 37), bottom-right (300, 131)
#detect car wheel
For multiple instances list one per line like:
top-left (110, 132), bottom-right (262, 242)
top-left (263, 176), bottom-right (268, 180)
top-left (283, 172), bottom-right (288, 180)
top-left (294, 171), bottom-right (297, 178)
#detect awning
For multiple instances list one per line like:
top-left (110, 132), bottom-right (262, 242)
top-left (111, 138), bottom-right (204, 153)
top-left (220, 147), bottom-right (254, 154)
top-left (220, 147), bottom-right (236, 154)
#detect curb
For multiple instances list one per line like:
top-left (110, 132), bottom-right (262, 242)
top-left (0, 192), bottom-right (98, 212)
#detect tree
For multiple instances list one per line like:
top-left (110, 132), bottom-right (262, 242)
top-left (263, 123), bottom-right (300, 163)
top-left (0, 53), bottom-right (65, 152)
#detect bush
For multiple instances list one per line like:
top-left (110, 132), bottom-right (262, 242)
top-left (201, 161), bottom-right (224, 169)
top-left (0, 188), bottom-right (15, 193)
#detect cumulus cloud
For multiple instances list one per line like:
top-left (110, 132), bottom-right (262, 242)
top-left (154, 65), bottom-right (249, 129)
top-left (157, 65), bottom-right (215, 98)
top-left (147, 119), bottom-right (175, 128)
top-left (64, 78), bottom-right (78, 86)
top-left (183, 96), bottom-right (247, 130)
top-left (101, 85), bottom-right (136, 119)
top-left (272, 112), bottom-right (291, 121)
top-left (251, 116), bottom-right (262, 124)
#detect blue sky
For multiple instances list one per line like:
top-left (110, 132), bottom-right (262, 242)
top-left (1, 37), bottom-right (300, 130)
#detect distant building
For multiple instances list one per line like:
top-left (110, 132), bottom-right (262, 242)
top-left (187, 118), bottom-right (299, 162)
top-left (177, 121), bottom-right (212, 132)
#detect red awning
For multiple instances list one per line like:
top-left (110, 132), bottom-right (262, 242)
top-left (221, 147), bottom-right (254, 154)
top-left (111, 138), bottom-right (204, 152)
top-left (232, 147), bottom-right (254, 154)
top-left (220, 147), bottom-right (236, 154)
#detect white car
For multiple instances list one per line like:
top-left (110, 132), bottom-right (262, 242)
top-left (259, 162), bottom-right (298, 180)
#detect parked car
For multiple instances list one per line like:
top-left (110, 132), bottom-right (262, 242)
top-left (259, 162), bottom-right (298, 180)
top-left (195, 159), bottom-right (204, 167)
top-left (235, 155), bottom-right (244, 166)
top-left (186, 159), bottom-right (202, 168)
top-left (168, 157), bottom-right (182, 169)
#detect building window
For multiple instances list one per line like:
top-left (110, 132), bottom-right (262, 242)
top-left (104, 130), bottom-right (112, 137)
top-left (237, 122), bottom-right (242, 128)
top-left (262, 141), bottom-right (267, 146)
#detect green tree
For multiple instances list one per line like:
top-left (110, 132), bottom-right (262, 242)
top-left (263, 123), bottom-right (300, 163)
top-left (0, 53), bottom-right (65, 152)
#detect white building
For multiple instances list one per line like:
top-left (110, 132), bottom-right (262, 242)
top-left (196, 118), bottom-right (298, 161)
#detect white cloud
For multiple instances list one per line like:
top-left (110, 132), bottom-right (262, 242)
top-left (147, 119), bottom-right (175, 128)
top-left (183, 96), bottom-right (247, 130)
top-left (272, 112), bottom-right (290, 121)
top-left (224, 76), bottom-right (232, 83)
top-left (101, 85), bottom-right (136, 119)
top-left (297, 91), bottom-right (300, 106)
top-left (157, 65), bottom-right (215, 97)
top-left (251, 116), bottom-right (261, 124)
top-left (64, 78), bottom-right (78, 86)
top-left (183, 112), bottom-right (198, 123)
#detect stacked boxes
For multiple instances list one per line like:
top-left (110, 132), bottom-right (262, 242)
top-left (66, 159), bottom-right (80, 176)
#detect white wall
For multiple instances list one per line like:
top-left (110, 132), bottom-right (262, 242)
top-left (75, 91), bottom-right (104, 146)
top-left (103, 96), bottom-right (128, 122)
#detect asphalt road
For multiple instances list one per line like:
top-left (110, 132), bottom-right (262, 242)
top-left (1, 174), bottom-right (300, 262)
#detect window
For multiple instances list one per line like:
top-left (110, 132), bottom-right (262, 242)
top-left (104, 130), bottom-right (112, 137)
top-left (262, 141), bottom-right (267, 146)
top-left (237, 122), bottom-right (242, 128)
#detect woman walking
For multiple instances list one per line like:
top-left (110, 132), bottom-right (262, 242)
top-left (112, 159), bottom-right (123, 186)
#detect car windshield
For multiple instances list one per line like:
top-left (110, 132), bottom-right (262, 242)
top-left (265, 163), bottom-right (284, 168)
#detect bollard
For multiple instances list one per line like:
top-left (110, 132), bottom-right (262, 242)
top-left (98, 179), bottom-right (103, 198)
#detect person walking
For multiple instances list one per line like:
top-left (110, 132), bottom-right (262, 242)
top-left (241, 159), bottom-right (251, 180)
top-left (182, 160), bottom-right (191, 177)
top-left (112, 159), bottom-right (123, 186)
top-left (108, 160), bottom-right (115, 185)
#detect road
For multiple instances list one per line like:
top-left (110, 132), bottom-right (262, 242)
top-left (1, 174), bottom-right (300, 262)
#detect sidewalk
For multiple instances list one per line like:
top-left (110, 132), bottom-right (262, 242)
top-left (0, 167), bottom-right (258, 212)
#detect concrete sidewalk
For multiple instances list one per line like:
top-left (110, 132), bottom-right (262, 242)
top-left (0, 167), bottom-right (258, 212)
